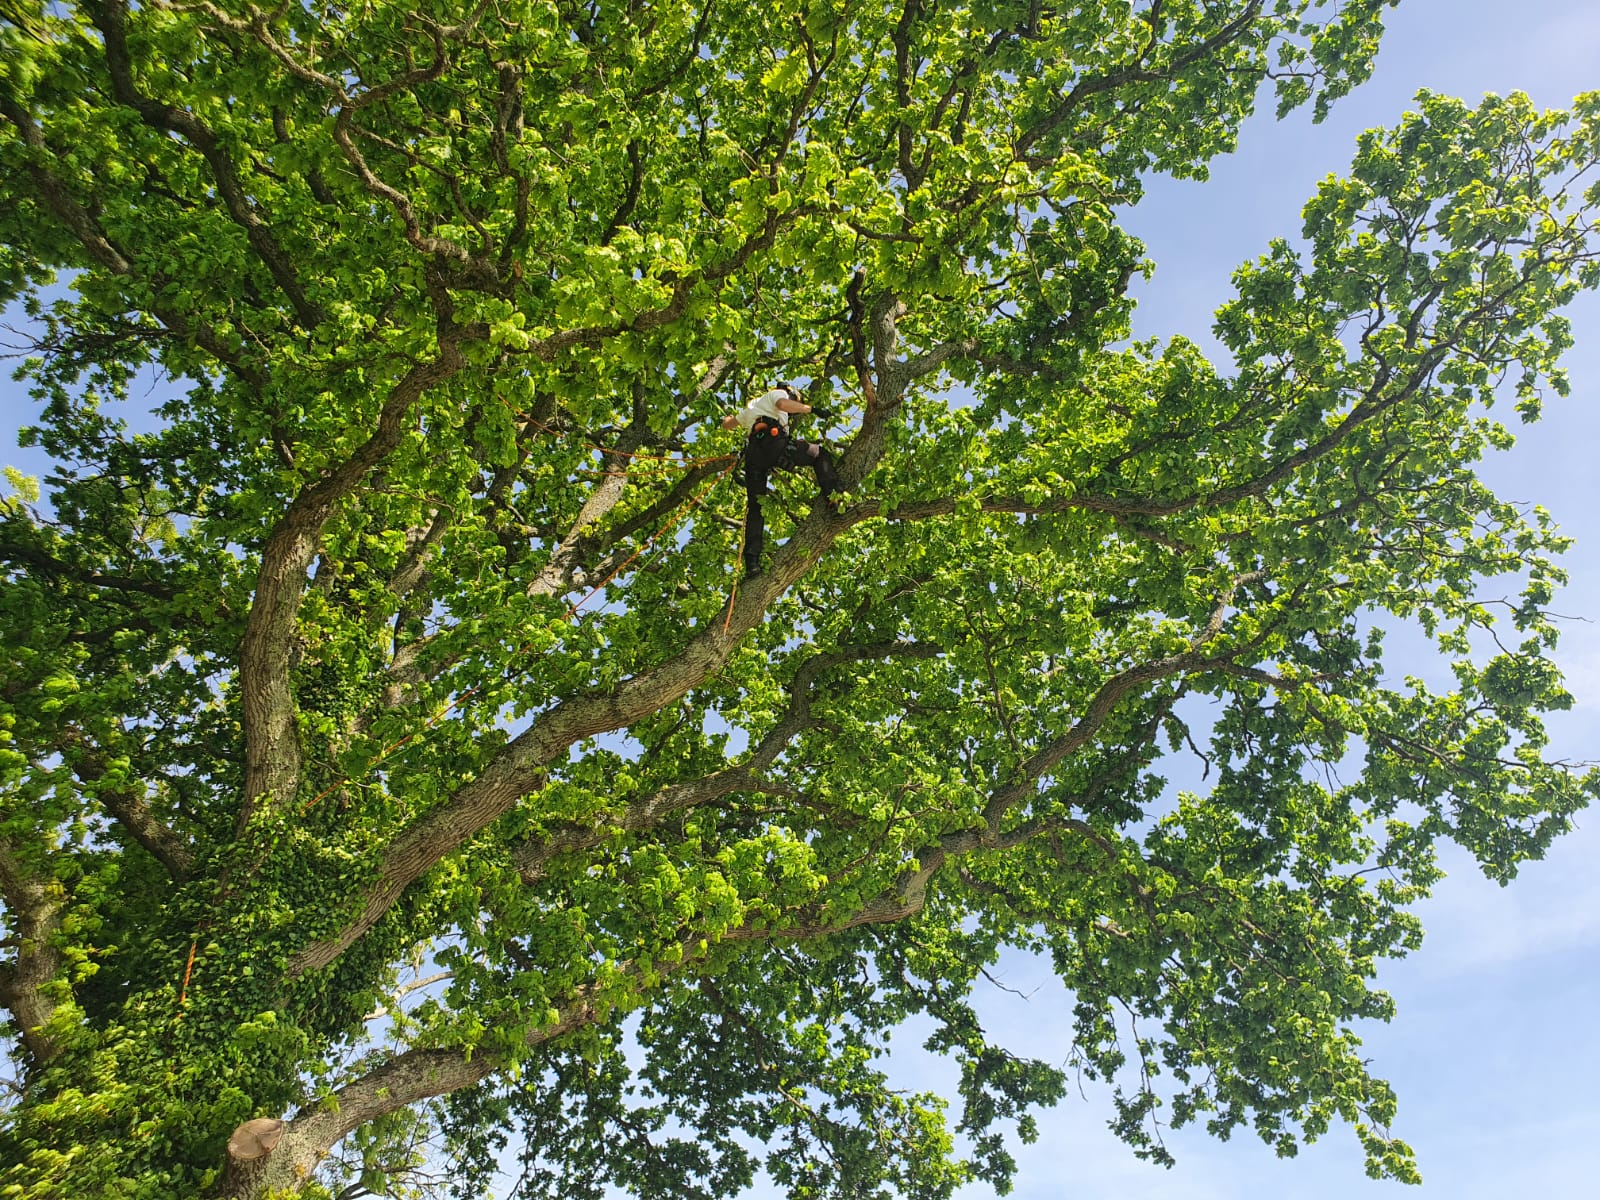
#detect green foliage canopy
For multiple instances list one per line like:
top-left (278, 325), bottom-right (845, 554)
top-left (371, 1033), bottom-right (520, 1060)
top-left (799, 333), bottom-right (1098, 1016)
top-left (2, 1), bottom-right (1599, 1197)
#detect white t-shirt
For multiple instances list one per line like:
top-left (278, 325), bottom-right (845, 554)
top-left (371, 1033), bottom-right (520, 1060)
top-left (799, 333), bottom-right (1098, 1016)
top-left (734, 388), bottom-right (790, 433)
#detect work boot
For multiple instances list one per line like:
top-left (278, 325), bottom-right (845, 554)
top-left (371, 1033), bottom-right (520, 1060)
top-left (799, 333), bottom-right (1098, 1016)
top-left (812, 448), bottom-right (841, 495)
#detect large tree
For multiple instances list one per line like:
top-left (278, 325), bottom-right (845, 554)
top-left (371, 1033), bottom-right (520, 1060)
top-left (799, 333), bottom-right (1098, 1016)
top-left (2, 1), bottom-right (1597, 1196)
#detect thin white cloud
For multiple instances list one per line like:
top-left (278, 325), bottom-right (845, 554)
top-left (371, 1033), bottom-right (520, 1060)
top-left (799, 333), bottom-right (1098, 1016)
top-left (1510, 8), bottom-right (1600, 82)
top-left (1402, 826), bottom-right (1600, 977)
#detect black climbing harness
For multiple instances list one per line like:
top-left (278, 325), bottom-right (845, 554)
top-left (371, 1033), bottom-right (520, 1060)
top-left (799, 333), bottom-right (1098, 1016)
top-left (739, 415), bottom-right (839, 577)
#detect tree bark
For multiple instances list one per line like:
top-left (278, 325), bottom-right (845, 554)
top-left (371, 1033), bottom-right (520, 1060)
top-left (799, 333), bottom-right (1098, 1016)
top-left (0, 839), bottom-right (66, 1070)
top-left (218, 1118), bottom-right (285, 1199)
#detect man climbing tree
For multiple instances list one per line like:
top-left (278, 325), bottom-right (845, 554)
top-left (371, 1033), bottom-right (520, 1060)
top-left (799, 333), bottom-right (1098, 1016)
top-left (723, 382), bottom-right (840, 577)
top-left (2, 2), bottom-right (1598, 1198)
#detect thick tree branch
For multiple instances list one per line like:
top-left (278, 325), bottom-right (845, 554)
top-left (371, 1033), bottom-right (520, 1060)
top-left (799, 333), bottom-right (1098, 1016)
top-left (890, 0), bottom-right (924, 187)
top-left (0, 95), bottom-right (132, 274)
top-left (534, 356), bottom-right (736, 582)
top-left (526, 419), bottom-right (654, 599)
top-left (894, 337), bottom-right (976, 386)
top-left (0, 541), bottom-right (176, 600)
top-left (870, 291), bottom-right (908, 394)
top-left (600, 140), bottom-right (644, 246)
top-left (239, 343), bottom-right (466, 827)
top-left (0, 838), bottom-right (66, 1070)
top-left (845, 268), bottom-right (879, 406)
top-left (387, 504), bottom-right (455, 604)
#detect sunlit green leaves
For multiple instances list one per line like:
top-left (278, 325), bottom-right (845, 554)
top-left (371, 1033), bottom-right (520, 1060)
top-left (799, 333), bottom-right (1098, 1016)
top-left (2, 3), bottom-right (1598, 1199)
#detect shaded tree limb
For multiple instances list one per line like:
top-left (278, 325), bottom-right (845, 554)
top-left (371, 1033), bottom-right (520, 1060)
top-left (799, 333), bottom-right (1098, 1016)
top-left (0, 541), bottom-right (177, 601)
top-left (0, 96), bottom-right (132, 275)
top-left (57, 727), bottom-right (195, 880)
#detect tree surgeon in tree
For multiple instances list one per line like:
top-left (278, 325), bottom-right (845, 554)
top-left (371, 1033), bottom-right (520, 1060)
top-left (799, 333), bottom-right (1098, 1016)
top-left (3, 3), bottom-right (1600, 1200)
top-left (722, 382), bottom-right (841, 577)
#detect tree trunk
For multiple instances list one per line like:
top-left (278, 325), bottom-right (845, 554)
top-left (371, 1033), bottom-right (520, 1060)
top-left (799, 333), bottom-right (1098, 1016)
top-left (218, 1119), bottom-right (284, 1198)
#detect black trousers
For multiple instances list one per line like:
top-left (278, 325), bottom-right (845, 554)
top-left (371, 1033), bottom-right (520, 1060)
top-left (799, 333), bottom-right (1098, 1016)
top-left (742, 422), bottom-right (839, 575)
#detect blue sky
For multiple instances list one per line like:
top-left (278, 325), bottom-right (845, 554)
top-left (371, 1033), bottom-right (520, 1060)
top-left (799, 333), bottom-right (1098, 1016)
top-left (4, 2), bottom-right (1598, 1196)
